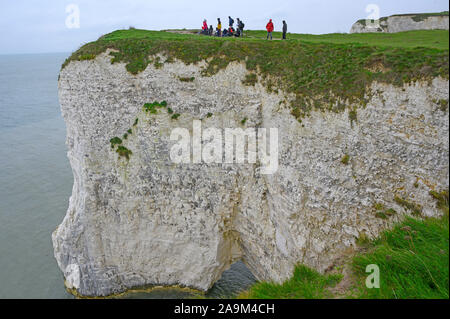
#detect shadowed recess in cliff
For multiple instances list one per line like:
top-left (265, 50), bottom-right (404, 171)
top-left (118, 261), bottom-right (256, 299)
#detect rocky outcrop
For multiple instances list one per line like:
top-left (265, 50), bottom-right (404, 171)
top-left (350, 13), bottom-right (449, 33)
top-left (53, 51), bottom-right (449, 297)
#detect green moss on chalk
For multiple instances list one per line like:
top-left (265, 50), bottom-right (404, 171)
top-left (179, 76), bottom-right (195, 82)
top-left (341, 154), bottom-right (350, 165)
top-left (242, 73), bottom-right (258, 86)
top-left (394, 196), bottom-right (423, 216)
top-left (116, 146), bottom-right (133, 160)
top-left (110, 137), bottom-right (123, 148)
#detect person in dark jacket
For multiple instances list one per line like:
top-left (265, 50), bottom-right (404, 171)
top-left (229, 16), bottom-right (234, 28)
top-left (282, 20), bottom-right (287, 40)
top-left (237, 18), bottom-right (245, 37)
top-left (209, 25), bottom-right (214, 36)
top-left (266, 19), bottom-right (274, 40)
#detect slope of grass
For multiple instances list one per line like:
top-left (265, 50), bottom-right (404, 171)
top-left (352, 190), bottom-right (449, 299)
top-left (237, 265), bottom-right (343, 299)
top-left (238, 190), bottom-right (449, 299)
top-left (62, 29), bottom-right (448, 120)
top-left (352, 215), bottom-right (449, 299)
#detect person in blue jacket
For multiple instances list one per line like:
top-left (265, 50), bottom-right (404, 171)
top-left (229, 16), bottom-right (234, 28)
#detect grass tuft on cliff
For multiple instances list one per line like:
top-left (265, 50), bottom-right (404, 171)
top-left (237, 265), bottom-right (343, 299)
top-left (62, 29), bottom-right (448, 120)
top-left (352, 214), bottom-right (449, 299)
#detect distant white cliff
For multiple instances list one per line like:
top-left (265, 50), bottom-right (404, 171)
top-left (350, 12), bottom-right (449, 33)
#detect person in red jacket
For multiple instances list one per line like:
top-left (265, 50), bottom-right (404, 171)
top-left (266, 19), bottom-right (274, 40)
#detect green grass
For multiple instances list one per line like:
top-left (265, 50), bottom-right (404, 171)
top-left (244, 29), bottom-right (449, 50)
top-left (237, 265), bottom-right (343, 299)
top-left (238, 190), bottom-right (449, 299)
top-left (62, 29), bottom-right (448, 120)
top-left (353, 214), bottom-right (449, 299)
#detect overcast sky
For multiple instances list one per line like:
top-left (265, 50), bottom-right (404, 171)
top-left (0, 0), bottom-right (448, 54)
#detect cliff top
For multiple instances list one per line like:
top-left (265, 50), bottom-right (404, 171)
top-left (389, 11), bottom-right (448, 18)
top-left (62, 29), bottom-right (449, 119)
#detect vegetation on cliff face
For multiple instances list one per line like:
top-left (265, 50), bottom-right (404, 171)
top-left (409, 11), bottom-right (449, 22)
top-left (109, 100), bottom-right (177, 160)
top-left (238, 190), bottom-right (449, 299)
top-left (62, 28), bottom-right (448, 120)
top-left (110, 135), bottom-right (132, 160)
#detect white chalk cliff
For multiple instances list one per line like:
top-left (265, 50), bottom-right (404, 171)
top-left (350, 13), bottom-right (449, 33)
top-left (53, 51), bottom-right (449, 297)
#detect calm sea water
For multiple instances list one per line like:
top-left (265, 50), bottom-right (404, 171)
top-left (0, 53), bottom-right (255, 299)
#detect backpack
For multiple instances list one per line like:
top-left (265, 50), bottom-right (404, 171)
top-left (239, 21), bottom-right (245, 29)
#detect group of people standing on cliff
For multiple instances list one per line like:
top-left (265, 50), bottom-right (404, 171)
top-left (201, 17), bottom-right (246, 37)
top-left (201, 17), bottom-right (288, 39)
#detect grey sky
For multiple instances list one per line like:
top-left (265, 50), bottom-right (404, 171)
top-left (0, 0), bottom-right (448, 54)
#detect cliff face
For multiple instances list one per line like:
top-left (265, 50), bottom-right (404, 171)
top-left (350, 14), bottom-right (449, 33)
top-left (53, 51), bottom-right (449, 297)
